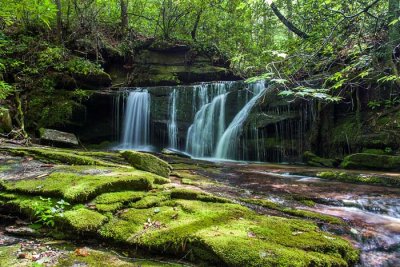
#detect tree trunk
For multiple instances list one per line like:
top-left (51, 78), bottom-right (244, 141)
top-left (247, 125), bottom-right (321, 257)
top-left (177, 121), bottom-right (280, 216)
top-left (268, 2), bottom-right (309, 39)
top-left (120, 0), bottom-right (129, 32)
top-left (388, 0), bottom-right (400, 62)
top-left (55, 0), bottom-right (62, 43)
top-left (191, 11), bottom-right (202, 41)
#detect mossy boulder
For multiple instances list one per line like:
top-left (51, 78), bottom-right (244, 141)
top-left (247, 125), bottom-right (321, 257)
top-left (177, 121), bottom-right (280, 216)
top-left (341, 153), bottom-right (400, 170)
top-left (303, 151), bottom-right (337, 167)
top-left (0, 107), bottom-right (12, 133)
top-left (317, 171), bottom-right (400, 187)
top-left (121, 151), bottom-right (171, 178)
top-left (99, 199), bottom-right (358, 266)
top-left (1, 168), bottom-right (168, 202)
top-left (0, 147), bottom-right (116, 166)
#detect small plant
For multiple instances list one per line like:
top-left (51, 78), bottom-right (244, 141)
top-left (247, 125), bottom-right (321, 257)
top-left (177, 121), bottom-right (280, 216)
top-left (32, 197), bottom-right (70, 227)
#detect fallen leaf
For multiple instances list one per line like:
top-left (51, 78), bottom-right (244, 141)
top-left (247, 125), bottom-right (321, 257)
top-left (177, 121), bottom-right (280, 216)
top-left (75, 248), bottom-right (89, 257)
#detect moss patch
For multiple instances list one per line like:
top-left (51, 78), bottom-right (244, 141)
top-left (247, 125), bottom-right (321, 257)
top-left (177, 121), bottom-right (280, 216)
top-left (56, 248), bottom-right (184, 267)
top-left (317, 171), bottom-right (400, 187)
top-left (240, 198), bottom-right (343, 225)
top-left (121, 151), bottom-right (171, 178)
top-left (2, 169), bottom-right (168, 202)
top-left (341, 153), bottom-right (400, 171)
top-left (62, 208), bottom-right (107, 232)
top-left (99, 199), bottom-right (357, 266)
top-left (0, 147), bottom-right (117, 167)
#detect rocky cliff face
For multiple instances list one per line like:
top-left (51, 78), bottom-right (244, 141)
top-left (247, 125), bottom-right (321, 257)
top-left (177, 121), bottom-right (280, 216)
top-left (106, 41), bottom-right (239, 87)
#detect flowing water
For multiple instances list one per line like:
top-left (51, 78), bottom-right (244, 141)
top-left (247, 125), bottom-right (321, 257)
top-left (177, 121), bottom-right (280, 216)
top-left (168, 89), bottom-right (178, 149)
top-left (215, 80), bottom-right (266, 159)
top-left (119, 90), bottom-right (151, 150)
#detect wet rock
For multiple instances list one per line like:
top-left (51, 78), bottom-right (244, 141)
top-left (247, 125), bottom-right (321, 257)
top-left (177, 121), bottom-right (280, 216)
top-left (39, 128), bottom-right (79, 147)
top-left (5, 226), bottom-right (39, 237)
top-left (161, 148), bottom-right (191, 158)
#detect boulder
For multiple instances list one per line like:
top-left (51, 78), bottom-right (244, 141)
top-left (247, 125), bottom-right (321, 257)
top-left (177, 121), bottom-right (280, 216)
top-left (303, 151), bottom-right (337, 167)
top-left (341, 153), bottom-right (400, 171)
top-left (121, 150), bottom-right (171, 178)
top-left (0, 107), bottom-right (12, 133)
top-left (39, 128), bottom-right (79, 147)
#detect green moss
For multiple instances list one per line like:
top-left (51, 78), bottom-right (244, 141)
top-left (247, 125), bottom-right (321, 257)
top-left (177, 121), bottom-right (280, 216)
top-left (121, 151), bottom-right (171, 178)
top-left (317, 171), bottom-right (400, 187)
top-left (0, 245), bottom-right (20, 267)
top-left (56, 248), bottom-right (184, 266)
top-left (341, 153), bottom-right (400, 171)
top-left (93, 191), bottom-right (145, 212)
top-left (99, 199), bottom-right (357, 266)
top-left (170, 189), bottom-right (231, 203)
top-left (62, 208), bottom-right (107, 232)
top-left (2, 170), bottom-right (164, 202)
top-left (130, 193), bottom-right (170, 209)
top-left (94, 191), bottom-right (145, 204)
top-left (303, 151), bottom-right (336, 167)
top-left (0, 147), bottom-right (117, 167)
top-left (240, 198), bottom-right (343, 224)
top-left (362, 148), bottom-right (387, 155)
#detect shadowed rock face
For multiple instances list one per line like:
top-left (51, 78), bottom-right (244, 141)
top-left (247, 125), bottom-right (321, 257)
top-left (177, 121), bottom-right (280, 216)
top-left (106, 43), bottom-right (239, 87)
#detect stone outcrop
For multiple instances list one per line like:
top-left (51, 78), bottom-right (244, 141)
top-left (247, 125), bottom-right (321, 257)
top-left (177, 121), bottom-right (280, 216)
top-left (39, 128), bottom-right (79, 147)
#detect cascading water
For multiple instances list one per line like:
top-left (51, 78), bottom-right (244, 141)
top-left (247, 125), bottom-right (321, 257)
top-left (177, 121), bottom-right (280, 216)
top-left (214, 80), bottom-right (266, 160)
top-left (168, 89), bottom-right (178, 148)
top-left (185, 82), bottom-right (232, 158)
top-left (119, 90), bottom-right (151, 150)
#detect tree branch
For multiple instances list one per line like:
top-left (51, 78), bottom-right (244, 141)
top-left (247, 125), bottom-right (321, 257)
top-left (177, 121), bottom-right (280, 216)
top-left (269, 2), bottom-right (309, 39)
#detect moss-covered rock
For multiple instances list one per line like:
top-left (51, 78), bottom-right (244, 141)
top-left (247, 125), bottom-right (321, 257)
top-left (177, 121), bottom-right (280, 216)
top-left (303, 151), bottom-right (337, 167)
top-left (0, 147), bottom-right (116, 166)
top-left (340, 153), bottom-right (400, 171)
top-left (121, 151), bottom-right (171, 178)
top-left (99, 199), bottom-right (357, 266)
top-left (317, 171), bottom-right (400, 187)
top-left (93, 191), bottom-right (145, 212)
top-left (62, 208), bottom-right (107, 232)
top-left (240, 198), bottom-right (343, 225)
top-left (2, 169), bottom-right (167, 202)
top-left (0, 107), bottom-right (12, 133)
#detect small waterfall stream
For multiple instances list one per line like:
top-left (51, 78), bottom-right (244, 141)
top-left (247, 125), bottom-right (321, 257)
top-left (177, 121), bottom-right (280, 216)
top-left (119, 90), bottom-right (151, 150)
top-left (185, 82), bottom-right (232, 158)
top-left (168, 89), bottom-right (178, 149)
top-left (113, 80), bottom-right (307, 161)
top-left (215, 80), bottom-right (266, 159)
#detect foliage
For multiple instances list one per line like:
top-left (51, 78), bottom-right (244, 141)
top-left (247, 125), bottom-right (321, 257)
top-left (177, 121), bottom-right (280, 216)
top-left (0, 81), bottom-right (14, 100)
top-left (32, 197), bottom-right (70, 227)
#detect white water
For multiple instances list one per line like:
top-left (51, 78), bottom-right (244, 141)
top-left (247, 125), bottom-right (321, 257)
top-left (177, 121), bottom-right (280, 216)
top-left (168, 89), bottom-right (178, 149)
top-left (185, 82), bottom-right (232, 157)
top-left (119, 90), bottom-right (151, 150)
top-left (214, 80), bottom-right (266, 159)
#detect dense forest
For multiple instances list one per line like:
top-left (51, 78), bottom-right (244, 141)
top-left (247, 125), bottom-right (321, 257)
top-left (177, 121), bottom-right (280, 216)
top-left (1, 1), bottom-right (400, 267)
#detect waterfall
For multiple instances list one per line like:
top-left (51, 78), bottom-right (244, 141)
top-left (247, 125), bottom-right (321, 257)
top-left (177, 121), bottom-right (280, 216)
top-left (168, 89), bottom-right (178, 148)
top-left (185, 82), bottom-right (231, 158)
top-left (215, 80), bottom-right (266, 160)
top-left (120, 90), bottom-right (151, 149)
